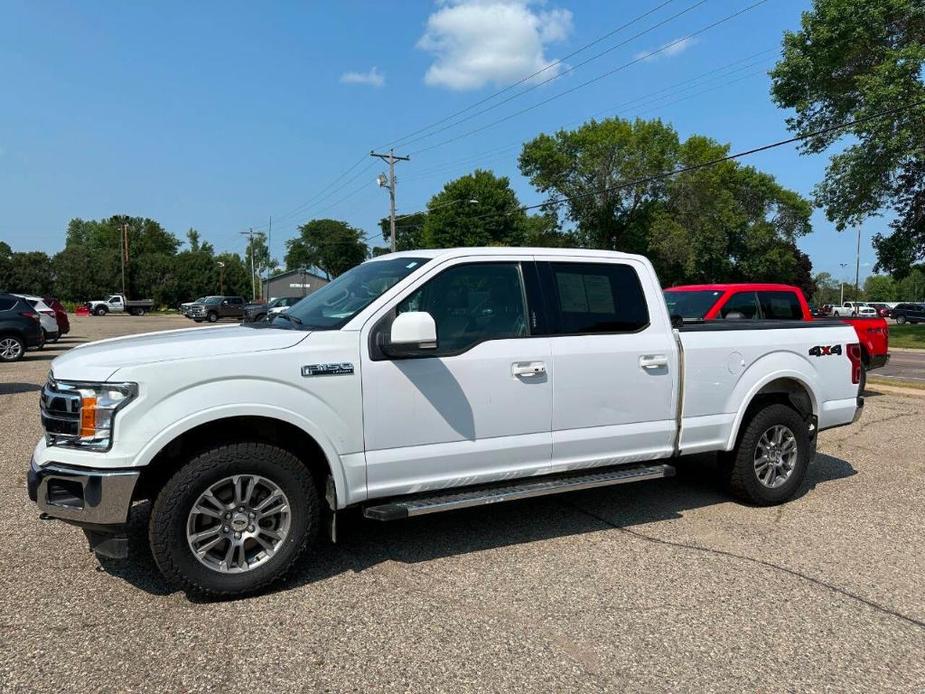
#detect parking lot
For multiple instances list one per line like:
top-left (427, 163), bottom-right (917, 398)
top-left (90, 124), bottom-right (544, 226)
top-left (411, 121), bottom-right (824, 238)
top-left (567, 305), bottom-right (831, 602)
top-left (1, 315), bottom-right (924, 691)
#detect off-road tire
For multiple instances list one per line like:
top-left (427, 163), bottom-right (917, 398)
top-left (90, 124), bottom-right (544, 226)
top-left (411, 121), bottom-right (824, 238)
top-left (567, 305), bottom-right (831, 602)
top-left (723, 403), bottom-right (811, 506)
top-left (149, 442), bottom-right (320, 598)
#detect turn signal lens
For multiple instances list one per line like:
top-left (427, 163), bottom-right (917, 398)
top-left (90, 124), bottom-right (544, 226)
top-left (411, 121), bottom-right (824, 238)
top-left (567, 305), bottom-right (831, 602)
top-left (80, 396), bottom-right (98, 436)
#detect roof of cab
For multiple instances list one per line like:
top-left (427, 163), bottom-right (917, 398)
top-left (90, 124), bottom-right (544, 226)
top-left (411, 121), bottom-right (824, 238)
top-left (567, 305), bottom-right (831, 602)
top-left (666, 283), bottom-right (802, 293)
top-left (366, 247), bottom-right (646, 262)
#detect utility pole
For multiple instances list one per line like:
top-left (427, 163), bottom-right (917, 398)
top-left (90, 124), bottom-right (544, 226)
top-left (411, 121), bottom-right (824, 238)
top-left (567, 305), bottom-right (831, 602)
top-left (854, 226), bottom-right (861, 295)
top-left (120, 220), bottom-right (130, 297)
top-left (240, 229), bottom-right (257, 301)
top-left (266, 215), bottom-right (272, 301)
top-left (839, 262), bottom-right (849, 304)
top-left (370, 149), bottom-right (410, 252)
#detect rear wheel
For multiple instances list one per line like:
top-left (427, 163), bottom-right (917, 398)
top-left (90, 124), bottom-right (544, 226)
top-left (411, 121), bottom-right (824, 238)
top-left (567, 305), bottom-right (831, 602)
top-left (149, 442), bottom-right (319, 597)
top-left (723, 404), bottom-right (811, 505)
top-left (0, 335), bottom-right (25, 362)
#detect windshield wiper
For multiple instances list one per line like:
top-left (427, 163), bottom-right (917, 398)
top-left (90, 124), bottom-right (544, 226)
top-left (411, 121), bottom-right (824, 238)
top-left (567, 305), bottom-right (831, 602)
top-left (274, 312), bottom-right (304, 328)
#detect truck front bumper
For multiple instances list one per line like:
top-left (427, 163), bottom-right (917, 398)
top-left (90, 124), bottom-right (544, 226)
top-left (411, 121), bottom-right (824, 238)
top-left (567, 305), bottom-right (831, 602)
top-left (28, 459), bottom-right (139, 558)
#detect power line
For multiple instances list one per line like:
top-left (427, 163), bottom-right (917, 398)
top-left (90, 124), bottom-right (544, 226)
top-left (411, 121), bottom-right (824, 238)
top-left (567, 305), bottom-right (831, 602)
top-left (436, 99), bottom-right (925, 229)
top-left (380, 0), bottom-right (683, 150)
top-left (410, 0), bottom-right (770, 156)
top-left (392, 0), bottom-right (712, 152)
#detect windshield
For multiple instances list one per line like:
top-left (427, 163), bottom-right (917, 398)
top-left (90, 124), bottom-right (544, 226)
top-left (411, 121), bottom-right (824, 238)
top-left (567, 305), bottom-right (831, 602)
top-left (664, 290), bottom-right (723, 319)
top-left (277, 256), bottom-right (430, 330)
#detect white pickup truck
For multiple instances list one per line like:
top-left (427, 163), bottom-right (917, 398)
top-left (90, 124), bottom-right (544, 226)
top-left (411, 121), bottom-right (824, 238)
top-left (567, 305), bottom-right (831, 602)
top-left (30, 248), bottom-right (864, 597)
top-left (87, 294), bottom-right (155, 316)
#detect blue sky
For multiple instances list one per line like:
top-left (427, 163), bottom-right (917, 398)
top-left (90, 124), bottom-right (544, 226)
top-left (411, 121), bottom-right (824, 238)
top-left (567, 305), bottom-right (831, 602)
top-left (0, 0), bottom-right (880, 282)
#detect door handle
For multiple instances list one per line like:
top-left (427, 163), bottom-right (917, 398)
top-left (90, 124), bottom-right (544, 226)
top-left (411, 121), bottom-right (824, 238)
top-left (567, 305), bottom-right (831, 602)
top-left (512, 361), bottom-right (546, 377)
top-left (639, 354), bottom-right (669, 369)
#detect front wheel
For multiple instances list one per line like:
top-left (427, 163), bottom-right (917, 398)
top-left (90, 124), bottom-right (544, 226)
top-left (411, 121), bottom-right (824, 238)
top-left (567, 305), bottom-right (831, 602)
top-left (723, 404), bottom-right (811, 506)
top-left (0, 335), bottom-right (25, 362)
top-left (94, 306), bottom-right (107, 316)
top-left (207, 311), bottom-right (218, 323)
top-left (149, 442), bottom-right (320, 597)
top-left (896, 315), bottom-right (906, 325)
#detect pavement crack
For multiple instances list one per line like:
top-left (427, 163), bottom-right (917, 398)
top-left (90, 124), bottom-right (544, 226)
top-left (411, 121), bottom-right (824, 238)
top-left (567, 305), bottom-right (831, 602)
top-left (563, 500), bottom-right (925, 632)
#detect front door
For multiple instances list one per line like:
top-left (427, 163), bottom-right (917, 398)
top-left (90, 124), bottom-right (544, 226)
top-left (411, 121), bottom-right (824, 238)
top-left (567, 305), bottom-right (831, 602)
top-left (360, 259), bottom-right (552, 499)
top-left (538, 259), bottom-right (678, 468)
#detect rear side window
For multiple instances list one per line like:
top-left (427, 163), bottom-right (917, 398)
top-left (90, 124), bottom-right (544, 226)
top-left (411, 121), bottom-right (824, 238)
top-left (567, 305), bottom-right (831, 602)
top-left (757, 291), bottom-right (803, 320)
top-left (543, 262), bottom-right (649, 334)
top-left (720, 292), bottom-right (760, 319)
top-left (0, 297), bottom-right (15, 311)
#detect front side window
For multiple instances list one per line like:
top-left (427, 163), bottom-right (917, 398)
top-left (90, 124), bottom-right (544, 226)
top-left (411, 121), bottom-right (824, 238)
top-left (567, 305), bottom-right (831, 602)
top-left (109, 296), bottom-right (122, 304)
top-left (395, 262), bottom-right (528, 354)
top-left (757, 291), bottom-right (803, 320)
top-left (545, 262), bottom-right (649, 334)
top-left (720, 292), bottom-right (760, 319)
top-left (282, 256), bottom-right (430, 330)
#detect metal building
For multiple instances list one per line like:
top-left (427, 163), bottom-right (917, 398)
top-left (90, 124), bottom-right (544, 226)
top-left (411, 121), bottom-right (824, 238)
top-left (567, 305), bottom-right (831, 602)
top-left (261, 268), bottom-right (329, 300)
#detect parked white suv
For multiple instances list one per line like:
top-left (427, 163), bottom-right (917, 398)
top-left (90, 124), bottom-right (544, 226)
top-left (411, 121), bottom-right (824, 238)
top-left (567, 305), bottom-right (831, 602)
top-left (16, 295), bottom-right (59, 343)
top-left (29, 248), bottom-right (864, 597)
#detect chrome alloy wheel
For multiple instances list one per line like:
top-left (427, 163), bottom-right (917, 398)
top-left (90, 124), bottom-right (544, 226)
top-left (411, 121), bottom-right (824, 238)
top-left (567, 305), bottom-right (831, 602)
top-left (754, 424), bottom-right (798, 489)
top-left (0, 337), bottom-right (23, 361)
top-left (186, 475), bottom-right (291, 573)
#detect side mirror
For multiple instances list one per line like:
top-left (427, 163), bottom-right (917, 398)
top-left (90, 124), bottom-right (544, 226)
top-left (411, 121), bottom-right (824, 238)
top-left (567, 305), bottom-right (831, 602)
top-left (384, 311), bottom-right (437, 356)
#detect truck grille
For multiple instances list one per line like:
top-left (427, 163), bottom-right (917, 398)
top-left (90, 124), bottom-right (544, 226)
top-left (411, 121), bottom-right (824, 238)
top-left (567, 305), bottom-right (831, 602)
top-left (40, 377), bottom-right (82, 444)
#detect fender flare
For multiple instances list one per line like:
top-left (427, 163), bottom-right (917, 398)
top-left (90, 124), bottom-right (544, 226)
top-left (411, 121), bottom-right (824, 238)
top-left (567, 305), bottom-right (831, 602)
top-left (133, 403), bottom-right (353, 508)
top-left (724, 368), bottom-right (819, 452)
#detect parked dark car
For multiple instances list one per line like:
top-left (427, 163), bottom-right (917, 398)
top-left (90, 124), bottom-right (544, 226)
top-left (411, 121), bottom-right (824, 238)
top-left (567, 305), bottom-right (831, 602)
top-left (42, 297), bottom-right (70, 336)
top-left (242, 296), bottom-right (302, 323)
top-left (891, 303), bottom-right (925, 324)
top-left (189, 296), bottom-right (246, 323)
top-left (0, 293), bottom-right (44, 362)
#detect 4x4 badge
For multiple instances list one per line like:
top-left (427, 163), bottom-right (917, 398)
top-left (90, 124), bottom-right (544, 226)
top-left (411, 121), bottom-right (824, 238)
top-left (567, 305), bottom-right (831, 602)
top-left (301, 363), bottom-right (354, 377)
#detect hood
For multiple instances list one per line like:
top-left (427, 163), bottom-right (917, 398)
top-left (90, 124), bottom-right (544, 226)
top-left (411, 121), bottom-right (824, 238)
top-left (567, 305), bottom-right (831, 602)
top-left (51, 325), bottom-right (310, 382)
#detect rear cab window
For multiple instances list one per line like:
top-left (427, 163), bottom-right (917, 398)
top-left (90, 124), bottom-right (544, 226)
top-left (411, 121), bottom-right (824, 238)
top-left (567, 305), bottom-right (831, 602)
top-left (539, 262), bottom-right (649, 334)
top-left (720, 292), bottom-right (760, 319)
top-left (756, 291), bottom-right (803, 320)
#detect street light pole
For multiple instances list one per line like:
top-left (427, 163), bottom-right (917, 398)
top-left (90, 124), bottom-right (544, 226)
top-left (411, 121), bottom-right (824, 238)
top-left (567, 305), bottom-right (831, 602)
top-left (855, 226), bottom-right (861, 295)
top-left (217, 261), bottom-right (225, 294)
top-left (839, 262), bottom-right (849, 305)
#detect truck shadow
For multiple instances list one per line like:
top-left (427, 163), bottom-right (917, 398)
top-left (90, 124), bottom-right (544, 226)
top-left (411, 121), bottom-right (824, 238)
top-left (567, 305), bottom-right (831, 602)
top-left (98, 452), bottom-right (857, 600)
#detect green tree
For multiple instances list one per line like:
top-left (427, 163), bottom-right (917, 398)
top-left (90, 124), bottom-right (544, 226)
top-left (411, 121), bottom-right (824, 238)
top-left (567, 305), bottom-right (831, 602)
top-left (0, 241), bottom-right (12, 291)
top-left (5, 251), bottom-right (54, 295)
top-left (379, 212), bottom-right (427, 251)
top-left (285, 219), bottom-right (367, 279)
top-left (863, 274), bottom-right (897, 301)
top-left (422, 169), bottom-right (526, 248)
top-left (769, 0), bottom-right (925, 274)
top-left (812, 272), bottom-right (840, 305)
top-left (519, 118), bottom-right (679, 253)
top-left (897, 268), bottom-right (925, 302)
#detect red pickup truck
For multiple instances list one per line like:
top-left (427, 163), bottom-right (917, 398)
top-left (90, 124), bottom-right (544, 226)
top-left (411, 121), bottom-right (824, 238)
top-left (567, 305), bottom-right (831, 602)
top-left (664, 283), bottom-right (890, 371)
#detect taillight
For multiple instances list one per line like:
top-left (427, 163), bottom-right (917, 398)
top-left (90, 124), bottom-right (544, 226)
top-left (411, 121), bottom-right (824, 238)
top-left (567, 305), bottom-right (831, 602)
top-left (19, 310), bottom-right (39, 322)
top-left (847, 343), bottom-right (862, 384)
top-left (40, 309), bottom-right (55, 316)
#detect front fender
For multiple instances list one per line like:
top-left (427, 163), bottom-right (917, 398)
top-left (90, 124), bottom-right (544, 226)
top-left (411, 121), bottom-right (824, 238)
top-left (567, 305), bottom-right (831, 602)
top-left (124, 377), bottom-right (365, 507)
top-left (723, 351), bottom-right (819, 452)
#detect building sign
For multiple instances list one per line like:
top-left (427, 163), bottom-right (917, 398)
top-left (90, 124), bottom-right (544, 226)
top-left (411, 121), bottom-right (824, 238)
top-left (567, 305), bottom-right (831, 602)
top-left (288, 283), bottom-right (311, 288)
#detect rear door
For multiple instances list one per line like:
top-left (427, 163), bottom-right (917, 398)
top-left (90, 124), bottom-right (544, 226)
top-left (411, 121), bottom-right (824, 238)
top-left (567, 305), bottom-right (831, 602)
top-left (537, 257), bottom-right (678, 468)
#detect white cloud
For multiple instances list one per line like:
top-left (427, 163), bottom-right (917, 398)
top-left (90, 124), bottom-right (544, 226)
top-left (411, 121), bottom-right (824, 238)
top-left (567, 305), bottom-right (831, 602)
top-left (634, 36), bottom-right (699, 62)
top-left (417, 0), bottom-right (573, 91)
top-left (340, 66), bottom-right (385, 88)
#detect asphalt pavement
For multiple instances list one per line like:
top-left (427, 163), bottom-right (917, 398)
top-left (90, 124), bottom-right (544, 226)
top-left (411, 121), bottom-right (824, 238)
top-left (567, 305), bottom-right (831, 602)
top-left (875, 348), bottom-right (925, 382)
top-left (1, 315), bottom-right (924, 692)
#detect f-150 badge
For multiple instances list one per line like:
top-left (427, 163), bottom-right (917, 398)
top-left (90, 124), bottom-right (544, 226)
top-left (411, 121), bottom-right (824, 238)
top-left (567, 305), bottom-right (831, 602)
top-left (301, 363), bottom-right (354, 377)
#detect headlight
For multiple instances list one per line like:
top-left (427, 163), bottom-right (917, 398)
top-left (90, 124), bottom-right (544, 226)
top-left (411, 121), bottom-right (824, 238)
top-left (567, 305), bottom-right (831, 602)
top-left (41, 378), bottom-right (137, 451)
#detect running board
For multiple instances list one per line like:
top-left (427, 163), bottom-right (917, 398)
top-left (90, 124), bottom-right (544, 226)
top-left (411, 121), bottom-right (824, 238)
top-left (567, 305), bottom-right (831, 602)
top-left (363, 463), bottom-right (676, 521)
